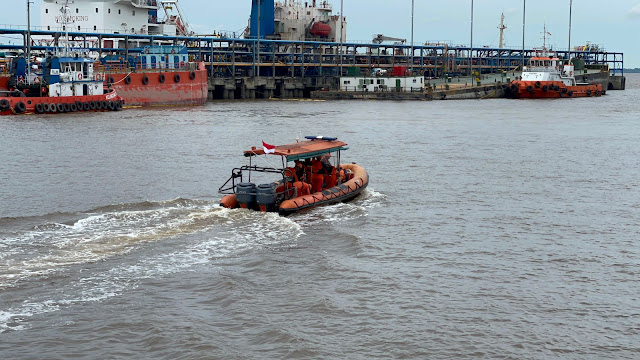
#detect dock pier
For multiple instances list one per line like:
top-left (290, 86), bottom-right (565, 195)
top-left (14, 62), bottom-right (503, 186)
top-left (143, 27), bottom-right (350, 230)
top-left (0, 29), bottom-right (627, 100)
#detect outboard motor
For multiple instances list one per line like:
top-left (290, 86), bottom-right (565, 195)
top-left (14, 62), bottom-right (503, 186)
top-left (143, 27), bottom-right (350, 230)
top-left (256, 183), bottom-right (277, 212)
top-left (236, 182), bottom-right (256, 209)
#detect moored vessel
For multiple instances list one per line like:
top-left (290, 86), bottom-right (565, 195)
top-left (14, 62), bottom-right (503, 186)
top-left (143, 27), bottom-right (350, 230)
top-left (507, 49), bottom-right (604, 99)
top-left (0, 0), bottom-right (122, 115)
top-left (219, 136), bottom-right (368, 215)
top-left (100, 46), bottom-right (207, 106)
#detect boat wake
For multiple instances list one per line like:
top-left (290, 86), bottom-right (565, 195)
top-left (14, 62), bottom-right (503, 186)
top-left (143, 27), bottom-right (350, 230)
top-left (0, 191), bottom-right (384, 333)
top-left (0, 198), bottom-right (301, 290)
top-left (292, 187), bottom-right (385, 224)
top-left (0, 198), bottom-right (303, 333)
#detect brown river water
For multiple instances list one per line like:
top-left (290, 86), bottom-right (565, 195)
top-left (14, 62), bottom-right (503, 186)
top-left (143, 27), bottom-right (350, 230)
top-left (0, 75), bottom-right (639, 359)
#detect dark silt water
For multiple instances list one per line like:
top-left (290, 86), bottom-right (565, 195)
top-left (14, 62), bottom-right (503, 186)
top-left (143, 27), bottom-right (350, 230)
top-left (1, 75), bottom-right (639, 359)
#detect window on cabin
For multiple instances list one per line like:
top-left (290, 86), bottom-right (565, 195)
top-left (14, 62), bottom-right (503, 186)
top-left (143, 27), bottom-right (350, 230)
top-left (45, 9), bottom-right (48, 14)
top-left (78, 26), bottom-right (81, 31)
top-left (94, 26), bottom-right (97, 31)
top-left (118, 9), bottom-right (121, 14)
top-left (132, 11), bottom-right (136, 16)
top-left (96, 8), bottom-right (98, 13)
top-left (108, 9), bottom-right (111, 14)
top-left (76, 9), bottom-right (78, 13)
top-left (47, 26), bottom-right (50, 30)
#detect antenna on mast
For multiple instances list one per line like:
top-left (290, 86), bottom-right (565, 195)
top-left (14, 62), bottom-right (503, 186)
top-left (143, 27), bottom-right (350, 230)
top-left (498, 13), bottom-right (506, 49)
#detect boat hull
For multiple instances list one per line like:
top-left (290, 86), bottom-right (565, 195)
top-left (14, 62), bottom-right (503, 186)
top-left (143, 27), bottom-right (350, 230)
top-left (508, 80), bottom-right (603, 99)
top-left (0, 91), bottom-right (123, 115)
top-left (105, 64), bottom-right (208, 106)
top-left (220, 163), bottom-right (369, 215)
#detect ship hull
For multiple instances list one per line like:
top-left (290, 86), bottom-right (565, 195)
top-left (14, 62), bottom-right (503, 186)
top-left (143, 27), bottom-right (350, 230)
top-left (0, 91), bottom-right (122, 115)
top-left (105, 65), bottom-right (208, 107)
top-left (508, 81), bottom-right (604, 99)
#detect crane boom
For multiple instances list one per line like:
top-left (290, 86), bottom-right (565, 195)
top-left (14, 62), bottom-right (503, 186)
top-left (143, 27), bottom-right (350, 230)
top-left (372, 34), bottom-right (406, 44)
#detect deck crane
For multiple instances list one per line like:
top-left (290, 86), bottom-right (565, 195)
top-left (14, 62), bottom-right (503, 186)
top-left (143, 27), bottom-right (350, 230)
top-left (372, 34), bottom-right (407, 45)
top-left (160, 0), bottom-right (192, 36)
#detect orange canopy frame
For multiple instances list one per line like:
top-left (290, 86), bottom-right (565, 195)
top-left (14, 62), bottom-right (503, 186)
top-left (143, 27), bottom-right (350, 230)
top-left (245, 139), bottom-right (349, 161)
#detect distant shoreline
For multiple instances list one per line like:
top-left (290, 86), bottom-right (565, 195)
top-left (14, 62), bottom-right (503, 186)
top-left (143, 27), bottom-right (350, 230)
top-left (624, 69), bottom-right (640, 73)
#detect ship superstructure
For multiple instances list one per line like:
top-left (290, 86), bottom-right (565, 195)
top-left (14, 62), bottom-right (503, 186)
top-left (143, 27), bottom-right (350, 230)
top-left (40, 0), bottom-right (191, 37)
top-left (246, 0), bottom-right (346, 42)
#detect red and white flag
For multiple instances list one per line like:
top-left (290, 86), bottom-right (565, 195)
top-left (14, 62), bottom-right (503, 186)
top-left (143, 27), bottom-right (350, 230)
top-left (262, 141), bottom-right (276, 154)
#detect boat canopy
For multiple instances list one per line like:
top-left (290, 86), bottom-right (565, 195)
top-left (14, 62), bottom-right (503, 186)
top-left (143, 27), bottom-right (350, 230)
top-left (245, 139), bottom-right (349, 162)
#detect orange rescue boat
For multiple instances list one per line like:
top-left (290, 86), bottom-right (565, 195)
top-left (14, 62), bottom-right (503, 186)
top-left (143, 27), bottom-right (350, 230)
top-left (219, 136), bottom-right (369, 215)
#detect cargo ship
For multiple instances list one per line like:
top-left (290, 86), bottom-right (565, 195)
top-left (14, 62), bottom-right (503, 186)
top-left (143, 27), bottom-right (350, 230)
top-left (36, 0), bottom-right (207, 107)
top-left (245, 0), bottom-right (346, 42)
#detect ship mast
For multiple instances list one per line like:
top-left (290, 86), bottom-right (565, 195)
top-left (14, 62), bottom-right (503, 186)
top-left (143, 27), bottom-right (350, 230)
top-left (498, 13), bottom-right (506, 49)
top-left (26, 0), bottom-right (32, 82)
top-left (57, 0), bottom-right (72, 56)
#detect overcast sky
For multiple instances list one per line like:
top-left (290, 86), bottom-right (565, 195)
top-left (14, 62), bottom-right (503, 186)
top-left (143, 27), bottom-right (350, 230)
top-left (2, 0), bottom-right (639, 67)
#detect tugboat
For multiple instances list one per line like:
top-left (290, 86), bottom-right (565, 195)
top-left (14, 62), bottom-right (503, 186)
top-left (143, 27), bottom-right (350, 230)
top-left (506, 50), bottom-right (604, 99)
top-left (219, 136), bottom-right (369, 216)
top-left (0, 0), bottom-right (122, 115)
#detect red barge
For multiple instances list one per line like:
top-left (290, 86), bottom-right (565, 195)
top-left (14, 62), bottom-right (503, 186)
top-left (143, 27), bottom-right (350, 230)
top-left (101, 46), bottom-right (208, 107)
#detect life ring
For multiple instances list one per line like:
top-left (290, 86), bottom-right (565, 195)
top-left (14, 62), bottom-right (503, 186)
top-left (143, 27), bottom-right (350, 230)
top-left (0, 99), bottom-right (9, 110)
top-left (78, 73), bottom-right (83, 80)
top-left (174, 73), bottom-right (181, 83)
top-left (35, 103), bottom-right (45, 114)
top-left (34, 76), bottom-right (41, 83)
top-left (142, 76), bottom-right (149, 85)
top-left (13, 101), bottom-right (26, 114)
top-left (179, 61), bottom-right (185, 68)
top-left (158, 73), bottom-right (165, 83)
top-left (189, 71), bottom-right (196, 80)
top-left (124, 76), bottom-right (131, 84)
top-left (534, 81), bottom-right (541, 88)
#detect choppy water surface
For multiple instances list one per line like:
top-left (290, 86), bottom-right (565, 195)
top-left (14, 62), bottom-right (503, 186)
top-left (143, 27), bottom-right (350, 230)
top-left (1, 75), bottom-right (639, 359)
